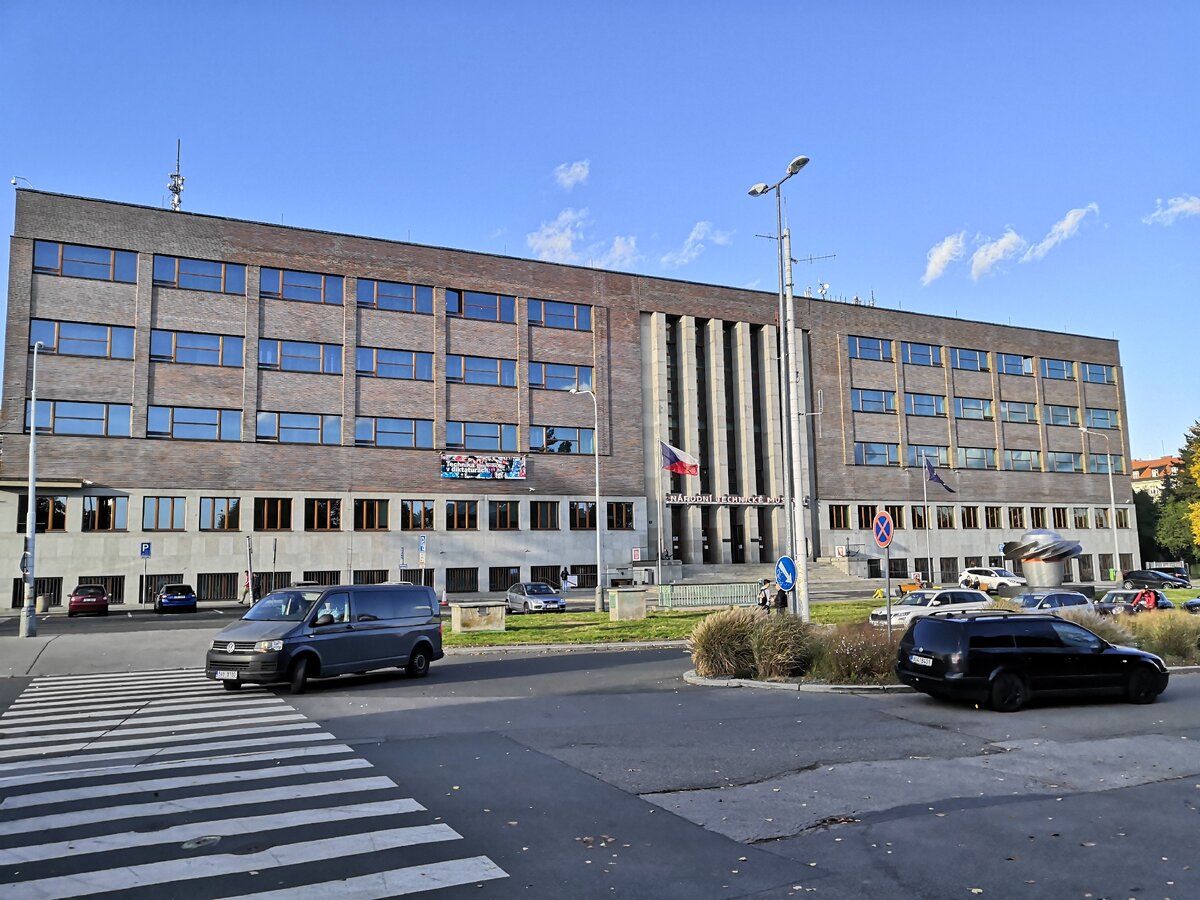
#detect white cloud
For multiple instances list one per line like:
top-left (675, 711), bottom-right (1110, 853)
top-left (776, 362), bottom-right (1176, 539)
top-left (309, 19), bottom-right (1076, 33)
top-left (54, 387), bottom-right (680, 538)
top-left (526, 208), bottom-right (588, 263)
top-left (1142, 194), bottom-right (1200, 225)
top-left (554, 160), bottom-right (590, 191)
top-left (1022, 203), bottom-right (1098, 261)
top-left (970, 229), bottom-right (1026, 280)
top-left (659, 221), bottom-right (733, 268)
top-left (921, 232), bottom-right (966, 285)
top-left (589, 235), bottom-right (639, 270)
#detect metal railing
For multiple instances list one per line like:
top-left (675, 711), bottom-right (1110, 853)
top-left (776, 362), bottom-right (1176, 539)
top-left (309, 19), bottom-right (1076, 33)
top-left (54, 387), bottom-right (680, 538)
top-left (658, 582), bottom-right (760, 608)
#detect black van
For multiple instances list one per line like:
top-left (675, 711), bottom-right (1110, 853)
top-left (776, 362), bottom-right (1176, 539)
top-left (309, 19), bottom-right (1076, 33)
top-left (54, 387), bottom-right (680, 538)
top-left (205, 583), bottom-right (443, 694)
top-left (895, 612), bottom-right (1169, 712)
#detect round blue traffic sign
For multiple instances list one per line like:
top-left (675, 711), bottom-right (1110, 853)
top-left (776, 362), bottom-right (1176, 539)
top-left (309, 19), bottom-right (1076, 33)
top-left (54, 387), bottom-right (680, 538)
top-left (775, 556), bottom-right (797, 592)
top-left (872, 512), bottom-right (894, 548)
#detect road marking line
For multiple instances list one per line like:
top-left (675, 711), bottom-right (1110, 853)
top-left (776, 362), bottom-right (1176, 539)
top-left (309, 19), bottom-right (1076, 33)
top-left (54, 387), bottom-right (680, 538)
top-left (12, 682), bottom-right (226, 704)
top-left (0, 713), bottom-right (304, 751)
top-left (31, 667), bottom-right (205, 683)
top-left (7, 686), bottom-right (233, 712)
top-left (0, 695), bottom-right (291, 725)
top-left (0, 700), bottom-right (284, 734)
top-left (220, 856), bottom-right (509, 899)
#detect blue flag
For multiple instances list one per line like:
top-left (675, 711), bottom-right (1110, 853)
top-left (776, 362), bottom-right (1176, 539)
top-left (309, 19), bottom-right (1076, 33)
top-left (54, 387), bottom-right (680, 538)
top-left (925, 458), bottom-right (955, 493)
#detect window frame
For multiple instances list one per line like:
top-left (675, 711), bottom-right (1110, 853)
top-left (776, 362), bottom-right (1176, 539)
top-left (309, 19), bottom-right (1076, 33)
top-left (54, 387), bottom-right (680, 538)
top-left (82, 495), bottom-right (128, 532)
top-left (847, 335), bottom-right (893, 361)
top-left (354, 416), bottom-right (433, 449)
top-left (355, 278), bottom-right (434, 315)
top-left (900, 341), bottom-right (942, 367)
top-left (530, 425), bottom-right (594, 454)
top-left (530, 500), bottom-right (560, 530)
top-left (530, 361), bottom-right (593, 392)
top-left (953, 397), bottom-right (993, 421)
top-left (256, 411), bottom-right (341, 445)
top-left (489, 500), bottom-right (520, 531)
top-left (446, 500), bottom-right (479, 530)
top-left (1040, 357), bottom-right (1075, 381)
top-left (949, 347), bottom-right (989, 371)
top-left (142, 496), bottom-right (185, 532)
top-left (569, 500), bottom-right (597, 530)
top-left (148, 406), bottom-right (241, 442)
top-left (153, 254), bottom-right (245, 294)
top-left (150, 329), bottom-right (243, 367)
top-left (304, 498), bottom-right (342, 532)
top-left (1000, 401), bottom-right (1039, 424)
top-left (17, 495), bottom-right (68, 533)
top-left (199, 497), bottom-right (241, 531)
top-left (607, 502), bottom-right (634, 530)
top-left (851, 388), bottom-right (897, 414)
top-left (905, 392), bottom-right (947, 417)
top-left (26, 399), bottom-right (131, 437)
top-left (446, 421), bottom-right (517, 452)
top-left (356, 346), bottom-right (433, 381)
top-left (997, 353), bottom-right (1034, 376)
top-left (399, 499), bottom-right (434, 531)
top-left (445, 289), bottom-right (516, 323)
top-left (854, 441), bottom-right (900, 467)
top-left (445, 354), bottom-right (517, 387)
top-left (34, 240), bottom-right (136, 283)
top-left (260, 267), bottom-right (344, 306)
top-left (30, 319), bottom-right (134, 360)
top-left (529, 298), bottom-right (592, 331)
top-left (258, 339), bottom-right (342, 375)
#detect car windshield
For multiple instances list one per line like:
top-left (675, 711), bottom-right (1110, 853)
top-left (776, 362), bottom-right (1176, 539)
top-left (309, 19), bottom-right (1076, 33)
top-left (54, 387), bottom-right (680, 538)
top-left (526, 583), bottom-right (555, 595)
top-left (244, 590), bottom-right (323, 621)
top-left (898, 591), bottom-right (936, 607)
top-left (1100, 591), bottom-right (1132, 604)
top-left (994, 569), bottom-right (1018, 578)
top-left (74, 585), bottom-right (105, 596)
top-left (1015, 594), bottom-right (1044, 608)
top-left (163, 584), bottom-right (193, 594)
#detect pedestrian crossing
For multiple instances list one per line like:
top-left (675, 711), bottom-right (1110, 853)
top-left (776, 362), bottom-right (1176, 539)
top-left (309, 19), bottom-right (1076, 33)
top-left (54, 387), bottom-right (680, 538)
top-left (0, 668), bottom-right (507, 898)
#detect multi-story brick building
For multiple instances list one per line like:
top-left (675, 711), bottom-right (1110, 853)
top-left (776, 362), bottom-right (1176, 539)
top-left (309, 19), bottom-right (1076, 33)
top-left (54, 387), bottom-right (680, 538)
top-left (2, 191), bottom-right (1138, 606)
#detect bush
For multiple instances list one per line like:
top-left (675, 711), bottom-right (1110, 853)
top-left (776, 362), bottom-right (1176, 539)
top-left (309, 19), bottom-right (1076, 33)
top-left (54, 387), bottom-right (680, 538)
top-left (750, 615), bottom-right (818, 680)
top-left (688, 607), bottom-right (761, 677)
top-left (1060, 610), bottom-right (1136, 647)
top-left (810, 623), bottom-right (896, 685)
top-left (1127, 612), bottom-right (1200, 665)
top-left (985, 597), bottom-right (1022, 612)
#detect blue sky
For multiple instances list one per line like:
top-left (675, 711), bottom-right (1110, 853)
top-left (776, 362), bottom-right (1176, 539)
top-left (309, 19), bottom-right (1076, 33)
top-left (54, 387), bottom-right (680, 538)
top-left (2, 1), bottom-right (1196, 460)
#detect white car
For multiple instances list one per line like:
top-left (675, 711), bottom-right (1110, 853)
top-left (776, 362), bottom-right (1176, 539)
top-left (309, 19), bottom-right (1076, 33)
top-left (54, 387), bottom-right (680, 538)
top-left (957, 567), bottom-right (1027, 592)
top-left (1012, 591), bottom-right (1095, 616)
top-left (869, 588), bottom-right (991, 628)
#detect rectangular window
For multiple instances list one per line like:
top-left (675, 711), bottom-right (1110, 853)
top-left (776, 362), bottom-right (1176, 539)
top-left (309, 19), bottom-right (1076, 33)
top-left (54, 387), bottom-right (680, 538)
top-left (489, 500), bottom-right (520, 531)
top-left (30, 320), bottom-right (134, 360)
top-left (851, 388), bottom-right (896, 413)
top-left (1081, 362), bottom-right (1115, 384)
top-left (354, 499), bottom-right (389, 531)
top-left (905, 393), bottom-right (946, 417)
top-left (143, 496), bottom-right (185, 531)
top-left (354, 417), bottom-right (434, 449)
top-left (1116, 509), bottom-right (1130, 529)
top-left (569, 500), bottom-right (597, 530)
top-left (34, 240), bottom-right (136, 283)
top-left (529, 298), bottom-right (592, 331)
top-left (847, 335), bottom-right (892, 361)
top-left (530, 362), bottom-right (594, 392)
top-left (445, 567), bottom-right (479, 593)
top-left (489, 566), bottom-right (521, 592)
top-left (854, 441), bottom-right (899, 466)
top-left (305, 499), bottom-right (342, 531)
top-left (1000, 401), bottom-right (1038, 424)
top-left (445, 289), bottom-right (515, 323)
top-left (936, 505), bottom-right (955, 529)
top-left (82, 496), bottom-right (128, 532)
top-left (900, 341), bottom-right (942, 367)
top-left (356, 279), bottom-right (434, 314)
top-left (857, 504), bottom-right (877, 529)
top-left (884, 504), bottom-right (905, 528)
top-left (912, 505), bottom-right (927, 530)
top-left (1045, 405), bottom-right (1079, 427)
top-left (199, 497), bottom-right (240, 531)
top-left (907, 445), bottom-right (949, 467)
top-left (607, 502), bottom-right (634, 530)
top-left (259, 339), bottom-right (342, 374)
top-left (1009, 507), bottom-right (1026, 529)
top-left (150, 329), bottom-right (243, 367)
top-left (954, 397), bottom-right (993, 420)
top-left (950, 348), bottom-right (989, 371)
top-left (445, 354), bottom-right (517, 387)
top-left (153, 255), bottom-right (245, 294)
top-left (148, 406), bottom-right (241, 442)
top-left (254, 498), bottom-right (293, 531)
top-left (957, 446), bottom-right (996, 470)
top-left (260, 268), bottom-right (343, 305)
top-left (1030, 507), bottom-right (1047, 529)
top-left (1088, 454), bottom-right (1124, 474)
top-left (256, 412), bottom-right (341, 445)
top-left (1003, 449), bottom-right (1042, 471)
top-left (399, 500), bottom-right (434, 531)
top-left (1073, 507), bottom-right (1090, 529)
top-left (356, 347), bottom-right (433, 381)
top-left (829, 505), bottom-right (849, 529)
top-left (446, 421), bottom-right (517, 452)
top-left (1041, 358), bottom-right (1075, 380)
top-left (1085, 408), bottom-right (1120, 430)
top-left (530, 425), bottom-right (594, 454)
top-left (1094, 507), bottom-right (1111, 529)
top-left (1047, 451), bottom-right (1083, 473)
top-left (997, 353), bottom-right (1034, 376)
top-left (16, 495), bottom-right (68, 533)
top-left (446, 500), bottom-right (478, 530)
top-left (26, 400), bottom-right (131, 437)
top-left (1052, 507), bottom-right (1069, 529)
top-left (985, 506), bottom-right (1002, 529)
top-left (531, 501), bottom-right (560, 530)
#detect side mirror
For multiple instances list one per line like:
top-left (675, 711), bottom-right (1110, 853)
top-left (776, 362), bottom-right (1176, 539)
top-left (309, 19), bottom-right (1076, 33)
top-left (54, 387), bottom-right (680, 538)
top-left (314, 613), bottom-right (335, 627)
top-left (929, 600), bottom-right (941, 607)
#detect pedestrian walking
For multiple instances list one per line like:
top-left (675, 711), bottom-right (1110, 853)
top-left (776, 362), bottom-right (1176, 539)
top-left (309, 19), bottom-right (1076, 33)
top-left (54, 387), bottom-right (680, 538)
top-left (239, 570), bottom-right (253, 605)
top-left (757, 579), bottom-right (770, 609)
top-left (773, 585), bottom-right (788, 616)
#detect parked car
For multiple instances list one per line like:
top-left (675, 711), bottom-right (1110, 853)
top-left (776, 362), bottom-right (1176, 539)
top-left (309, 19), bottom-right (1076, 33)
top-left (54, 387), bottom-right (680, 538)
top-left (957, 567), bottom-right (1027, 592)
top-left (204, 583), bottom-right (443, 693)
top-left (1011, 591), bottom-right (1094, 616)
top-left (1095, 589), bottom-right (1175, 616)
top-left (1119, 569), bottom-right (1190, 589)
top-left (1149, 566), bottom-right (1191, 586)
top-left (505, 581), bottom-right (567, 613)
top-left (1183, 597), bottom-right (1200, 615)
top-left (869, 588), bottom-right (990, 629)
top-left (67, 584), bottom-right (110, 617)
top-left (154, 583), bottom-right (198, 614)
top-left (895, 612), bottom-right (1169, 711)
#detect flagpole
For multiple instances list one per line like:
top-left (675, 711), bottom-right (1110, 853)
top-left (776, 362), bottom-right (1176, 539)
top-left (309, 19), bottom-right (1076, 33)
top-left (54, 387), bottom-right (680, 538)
top-left (656, 458), bottom-right (664, 591)
top-left (922, 454), bottom-right (931, 586)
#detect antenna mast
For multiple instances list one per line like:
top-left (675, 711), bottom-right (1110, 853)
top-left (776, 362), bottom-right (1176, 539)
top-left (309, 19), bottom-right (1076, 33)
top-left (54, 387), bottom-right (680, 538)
top-left (168, 139), bottom-right (185, 212)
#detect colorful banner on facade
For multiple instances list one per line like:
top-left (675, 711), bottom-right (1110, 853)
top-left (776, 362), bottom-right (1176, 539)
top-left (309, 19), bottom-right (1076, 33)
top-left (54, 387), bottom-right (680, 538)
top-left (440, 453), bottom-right (527, 479)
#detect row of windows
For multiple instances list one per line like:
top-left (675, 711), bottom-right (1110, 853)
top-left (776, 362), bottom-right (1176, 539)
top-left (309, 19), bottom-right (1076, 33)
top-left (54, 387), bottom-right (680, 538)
top-left (848, 336), bottom-right (1116, 384)
top-left (851, 388), bottom-right (1120, 429)
top-left (829, 503), bottom-right (1131, 531)
top-left (852, 441), bottom-right (1126, 473)
top-left (17, 495), bottom-right (635, 534)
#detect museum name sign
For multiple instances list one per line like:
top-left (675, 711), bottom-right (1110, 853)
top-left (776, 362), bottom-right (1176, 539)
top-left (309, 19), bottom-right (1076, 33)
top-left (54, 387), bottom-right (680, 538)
top-left (664, 493), bottom-right (784, 507)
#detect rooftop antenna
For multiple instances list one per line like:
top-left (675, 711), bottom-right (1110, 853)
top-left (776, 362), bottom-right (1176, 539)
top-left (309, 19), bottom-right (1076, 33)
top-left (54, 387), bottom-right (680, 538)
top-left (817, 282), bottom-right (829, 299)
top-left (168, 139), bottom-right (184, 212)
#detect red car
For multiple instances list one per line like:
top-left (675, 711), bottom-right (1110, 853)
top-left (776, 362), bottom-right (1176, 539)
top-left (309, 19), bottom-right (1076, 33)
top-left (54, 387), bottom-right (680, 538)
top-left (67, 584), bottom-right (110, 617)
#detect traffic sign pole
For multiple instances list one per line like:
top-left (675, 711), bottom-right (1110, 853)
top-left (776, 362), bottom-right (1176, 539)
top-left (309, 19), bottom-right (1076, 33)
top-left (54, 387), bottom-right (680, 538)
top-left (871, 511), bottom-right (895, 642)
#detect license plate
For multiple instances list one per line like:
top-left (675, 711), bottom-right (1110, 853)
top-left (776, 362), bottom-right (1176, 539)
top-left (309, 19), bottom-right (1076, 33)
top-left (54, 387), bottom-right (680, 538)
top-left (909, 654), bottom-right (933, 667)
top-left (82, 598), bottom-right (95, 603)
top-left (216, 670), bottom-right (238, 681)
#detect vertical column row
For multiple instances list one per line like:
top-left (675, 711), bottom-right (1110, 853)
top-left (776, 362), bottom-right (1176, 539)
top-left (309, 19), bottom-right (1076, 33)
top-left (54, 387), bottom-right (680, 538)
top-left (733, 322), bottom-right (762, 560)
top-left (758, 326), bottom-right (786, 559)
top-left (704, 320), bottom-right (731, 564)
top-left (675, 316), bottom-right (703, 562)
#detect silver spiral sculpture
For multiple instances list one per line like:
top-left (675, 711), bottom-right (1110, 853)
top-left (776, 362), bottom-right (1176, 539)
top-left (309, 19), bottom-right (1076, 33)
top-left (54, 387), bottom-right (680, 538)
top-left (1002, 529), bottom-right (1083, 588)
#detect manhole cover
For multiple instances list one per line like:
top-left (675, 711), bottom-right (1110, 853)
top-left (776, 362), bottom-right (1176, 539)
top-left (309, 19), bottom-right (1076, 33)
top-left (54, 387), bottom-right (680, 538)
top-left (181, 835), bottom-right (222, 850)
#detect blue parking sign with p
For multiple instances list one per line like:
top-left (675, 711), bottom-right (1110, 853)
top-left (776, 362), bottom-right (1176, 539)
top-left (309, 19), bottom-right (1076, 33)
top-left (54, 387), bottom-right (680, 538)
top-left (140, 542), bottom-right (152, 558)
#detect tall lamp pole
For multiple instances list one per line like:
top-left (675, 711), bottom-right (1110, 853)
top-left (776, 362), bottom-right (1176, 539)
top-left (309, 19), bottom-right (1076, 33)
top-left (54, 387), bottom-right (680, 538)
top-left (20, 342), bottom-right (45, 638)
top-left (749, 155), bottom-right (810, 619)
top-left (1081, 426), bottom-right (1120, 582)
top-left (571, 387), bottom-right (605, 612)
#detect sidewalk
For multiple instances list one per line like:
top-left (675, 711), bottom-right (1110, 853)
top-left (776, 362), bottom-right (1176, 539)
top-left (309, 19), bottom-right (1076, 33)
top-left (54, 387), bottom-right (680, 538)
top-left (1, 629), bottom-right (218, 678)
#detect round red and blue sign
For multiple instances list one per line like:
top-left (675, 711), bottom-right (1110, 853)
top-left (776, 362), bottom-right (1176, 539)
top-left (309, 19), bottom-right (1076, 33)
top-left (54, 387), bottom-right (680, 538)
top-left (872, 511), bottom-right (894, 548)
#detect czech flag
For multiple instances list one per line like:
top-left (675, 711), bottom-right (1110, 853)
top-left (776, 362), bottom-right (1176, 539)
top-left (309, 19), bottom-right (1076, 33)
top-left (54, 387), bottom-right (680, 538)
top-left (925, 458), bottom-right (955, 493)
top-left (660, 440), bottom-right (699, 476)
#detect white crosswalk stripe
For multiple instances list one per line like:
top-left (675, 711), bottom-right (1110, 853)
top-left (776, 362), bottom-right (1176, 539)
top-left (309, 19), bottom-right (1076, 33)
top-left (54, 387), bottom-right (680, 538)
top-left (0, 668), bottom-right (508, 897)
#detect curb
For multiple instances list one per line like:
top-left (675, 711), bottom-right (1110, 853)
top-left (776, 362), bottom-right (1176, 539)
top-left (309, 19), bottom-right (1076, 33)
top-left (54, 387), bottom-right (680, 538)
top-left (445, 640), bottom-right (688, 655)
top-left (682, 669), bottom-right (914, 693)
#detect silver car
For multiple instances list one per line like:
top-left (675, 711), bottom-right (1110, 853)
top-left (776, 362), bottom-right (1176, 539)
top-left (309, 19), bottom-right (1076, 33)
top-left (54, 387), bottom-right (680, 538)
top-left (505, 581), bottom-right (567, 613)
top-left (1012, 591), bottom-right (1095, 616)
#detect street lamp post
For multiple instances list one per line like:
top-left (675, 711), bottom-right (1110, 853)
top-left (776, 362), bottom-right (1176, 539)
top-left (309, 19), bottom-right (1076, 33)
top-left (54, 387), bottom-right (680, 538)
top-left (20, 342), bottom-right (45, 638)
top-left (570, 387), bottom-right (605, 612)
top-left (1081, 426), bottom-right (1120, 581)
top-left (749, 155), bottom-right (810, 619)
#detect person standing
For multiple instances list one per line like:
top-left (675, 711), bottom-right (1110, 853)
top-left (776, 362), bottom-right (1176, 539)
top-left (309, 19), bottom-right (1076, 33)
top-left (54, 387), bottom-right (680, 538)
top-left (758, 579), bottom-right (770, 609)
top-left (239, 570), bottom-right (253, 605)
top-left (774, 584), bottom-right (788, 616)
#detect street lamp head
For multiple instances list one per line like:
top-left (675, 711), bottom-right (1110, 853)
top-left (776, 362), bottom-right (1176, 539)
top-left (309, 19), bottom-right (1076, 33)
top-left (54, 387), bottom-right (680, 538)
top-left (748, 183), bottom-right (770, 197)
top-left (785, 155), bottom-right (810, 176)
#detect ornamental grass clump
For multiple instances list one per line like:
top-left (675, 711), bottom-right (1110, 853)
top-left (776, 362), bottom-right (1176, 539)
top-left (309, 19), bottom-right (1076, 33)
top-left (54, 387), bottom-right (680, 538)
top-left (1059, 609), bottom-right (1136, 648)
top-left (1127, 611), bottom-right (1200, 665)
top-left (985, 597), bottom-right (1022, 612)
top-left (750, 614), bottom-right (818, 680)
top-left (688, 607), bottom-right (761, 678)
top-left (810, 623), bottom-right (896, 685)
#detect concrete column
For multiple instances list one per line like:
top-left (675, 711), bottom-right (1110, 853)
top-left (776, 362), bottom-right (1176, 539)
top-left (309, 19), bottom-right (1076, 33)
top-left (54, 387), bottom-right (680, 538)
top-left (733, 322), bottom-right (761, 561)
top-left (641, 312), bottom-right (671, 565)
top-left (342, 276), bottom-right (358, 446)
top-left (241, 266), bottom-right (261, 441)
top-left (130, 253), bottom-right (155, 437)
top-left (675, 316), bottom-right (703, 563)
top-left (758, 326), bottom-right (785, 558)
top-left (704, 319), bottom-right (731, 564)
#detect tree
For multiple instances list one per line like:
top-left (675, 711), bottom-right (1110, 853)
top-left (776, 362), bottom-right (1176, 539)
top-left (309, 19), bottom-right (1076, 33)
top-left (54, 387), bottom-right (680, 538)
top-left (1133, 491), bottom-right (1162, 562)
top-left (1155, 419), bottom-right (1200, 561)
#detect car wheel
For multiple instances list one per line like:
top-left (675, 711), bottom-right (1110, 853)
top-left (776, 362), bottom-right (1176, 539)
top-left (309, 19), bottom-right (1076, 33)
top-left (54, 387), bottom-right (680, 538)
top-left (289, 657), bottom-right (310, 695)
top-left (1122, 580), bottom-right (1135, 589)
top-left (222, 680), bottom-right (242, 692)
top-left (406, 646), bottom-right (430, 678)
top-left (989, 672), bottom-right (1028, 712)
top-left (155, 603), bottom-right (163, 615)
top-left (101, 610), bottom-right (109, 617)
top-left (523, 602), bottom-right (531, 614)
top-left (67, 611), bottom-right (75, 618)
top-left (1126, 668), bottom-right (1161, 704)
